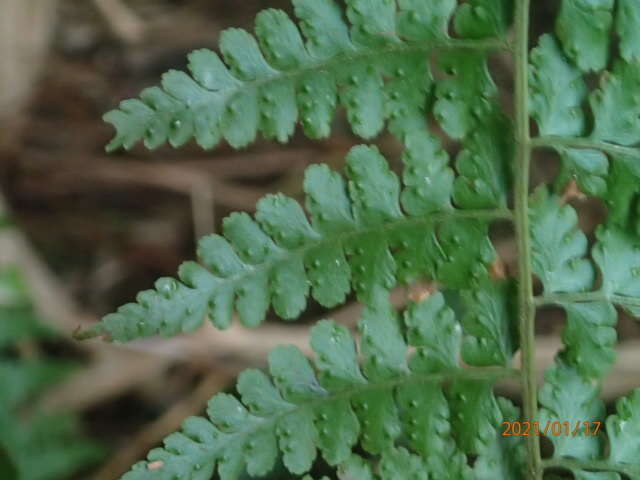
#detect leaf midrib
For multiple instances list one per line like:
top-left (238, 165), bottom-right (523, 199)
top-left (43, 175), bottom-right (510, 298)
top-left (144, 37), bottom-right (508, 127)
top-left (210, 209), bottom-right (512, 315)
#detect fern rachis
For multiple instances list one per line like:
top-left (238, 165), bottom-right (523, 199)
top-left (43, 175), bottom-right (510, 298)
top-left (79, 0), bottom-right (640, 479)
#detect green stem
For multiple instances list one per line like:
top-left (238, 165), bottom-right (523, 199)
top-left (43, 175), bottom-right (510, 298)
top-left (535, 291), bottom-right (640, 310)
top-left (541, 458), bottom-right (640, 477)
top-left (514, 1), bottom-right (541, 479)
top-left (531, 136), bottom-right (640, 159)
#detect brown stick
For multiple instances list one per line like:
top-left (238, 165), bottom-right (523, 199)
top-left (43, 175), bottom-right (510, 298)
top-left (93, 0), bottom-right (145, 44)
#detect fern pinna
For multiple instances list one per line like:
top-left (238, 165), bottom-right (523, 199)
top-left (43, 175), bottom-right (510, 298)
top-left (78, 0), bottom-right (640, 479)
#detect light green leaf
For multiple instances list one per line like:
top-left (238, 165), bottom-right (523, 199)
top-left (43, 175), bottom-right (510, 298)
top-left (591, 60), bottom-right (640, 146)
top-left (529, 34), bottom-right (587, 137)
top-left (530, 188), bottom-right (594, 293)
top-left (378, 447), bottom-right (427, 480)
top-left (435, 219), bottom-right (497, 288)
top-left (473, 398), bottom-right (526, 480)
top-left (602, 154), bottom-right (640, 225)
top-left (616, 0), bottom-right (640, 61)
top-left (345, 0), bottom-right (398, 47)
top-left (453, 116), bottom-right (511, 209)
top-left (315, 398), bottom-right (359, 465)
top-left (311, 320), bottom-right (366, 390)
top-left (592, 227), bottom-right (640, 315)
top-left (538, 362), bottom-right (605, 460)
top-left (607, 389), bottom-right (640, 465)
top-left (556, 0), bottom-right (614, 71)
top-left (459, 281), bottom-right (518, 367)
top-left (396, 0), bottom-right (457, 40)
top-left (292, 0), bottom-right (353, 58)
top-left (339, 61), bottom-right (386, 139)
top-left (449, 380), bottom-right (502, 454)
top-left (338, 454), bottom-right (374, 480)
top-left (358, 292), bottom-right (408, 380)
top-left (434, 52), bottom-right (498, 139)
top-left (116, 292), bottom-right (521, 479)
top-left (554, 148), bottom-right (609, 198)
top-left (404, 292), bottom-right (461, 373)
top-left (453, 0), bottom-right (513, 38)
top-left (396, 382), bottom-right (472, 479)
top-left (80, 145), bottom-right (499, 342)
top-left (559, 302), bottom-right (617, 379)
top-left (400, 131), bottom-right (454, 215)
top-left (254, 9), bottom-right (309, 70)
top-left (105, 0), bottom-right (461, 151)
top-left (384, 51), bottom-right (432, 137)
top-left (346, 145), bottom-right (403, 226)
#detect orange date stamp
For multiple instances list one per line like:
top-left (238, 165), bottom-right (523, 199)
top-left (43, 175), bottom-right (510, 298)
top-left (502, 421), bottom-right (602, 437)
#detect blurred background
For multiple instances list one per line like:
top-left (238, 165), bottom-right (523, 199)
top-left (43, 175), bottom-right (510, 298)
top-left (1, 1), bottom-right (639, 479)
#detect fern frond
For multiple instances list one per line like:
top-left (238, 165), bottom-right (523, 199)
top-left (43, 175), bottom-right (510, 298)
top-left (89, 0), bottom-right (640, 478)
top-left (120, 291), bottom-right (520, 480)
top-left (103, 0), bottom-right (510, 152)
top-left (78, 142), bottom-right (507, 342)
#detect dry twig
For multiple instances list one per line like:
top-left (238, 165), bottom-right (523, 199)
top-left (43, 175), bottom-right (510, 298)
top-left (93, 0), bottom-right (146, 44)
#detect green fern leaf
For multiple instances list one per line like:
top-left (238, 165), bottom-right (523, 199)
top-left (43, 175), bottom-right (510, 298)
top-left (530, 189), bottom-right (594, 294)
top-left (591, 60), bottom-right (640, 146)
top-left (554, 149), bottom-right (609, 197)
top-left (337, 454), bottom-right (373, 479)
top-left (529, 34), bottom-right (587, 137)
top-left (592, 228), bottom-right (640, 315)
top-left (452, 117), bottom-right (511, 208)
top-left (121, 292), bottom-right (516, 479)
top-left (600, 154), bottom-right (640, 225)
top-left (396, 0), bottom-right (456, 40)
top-left (433, 52), bottom-right (499, 140)
top-left (616, 0), bottom-right (640, 61)
top-left (458, 280), bottom-right (518, 367)
top-left (558, 302), bottom-right (617, 380)
top-left (473, 398), bottom-right (525, 479)
top-left (400, 132), bottom-right (454, 215)
top-left (538, 361), bottom-right (605, 460)
top-left (404, 291), bottom-right (460, 372)
top-left (453, 0), bottom-right (513, 39)
top-left (378, 447), bottom-right (428, 479)
top-left (78, 145), bottom-right (502, 342)
top-left (87, 0), bottom-right (640, 478)
top-left (556, 0), bottom-right (614, 72)
top-left (606, 389), bottom-right (640, 465)
top-left (103, 0), bottom-right (511, 152)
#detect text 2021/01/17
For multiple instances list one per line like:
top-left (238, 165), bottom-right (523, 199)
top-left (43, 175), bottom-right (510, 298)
top-left (502, 421), bottom-right (602, 437)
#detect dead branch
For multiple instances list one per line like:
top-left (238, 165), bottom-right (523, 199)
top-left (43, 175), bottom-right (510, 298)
top-left (93, 0), bottom-right (145, 44)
